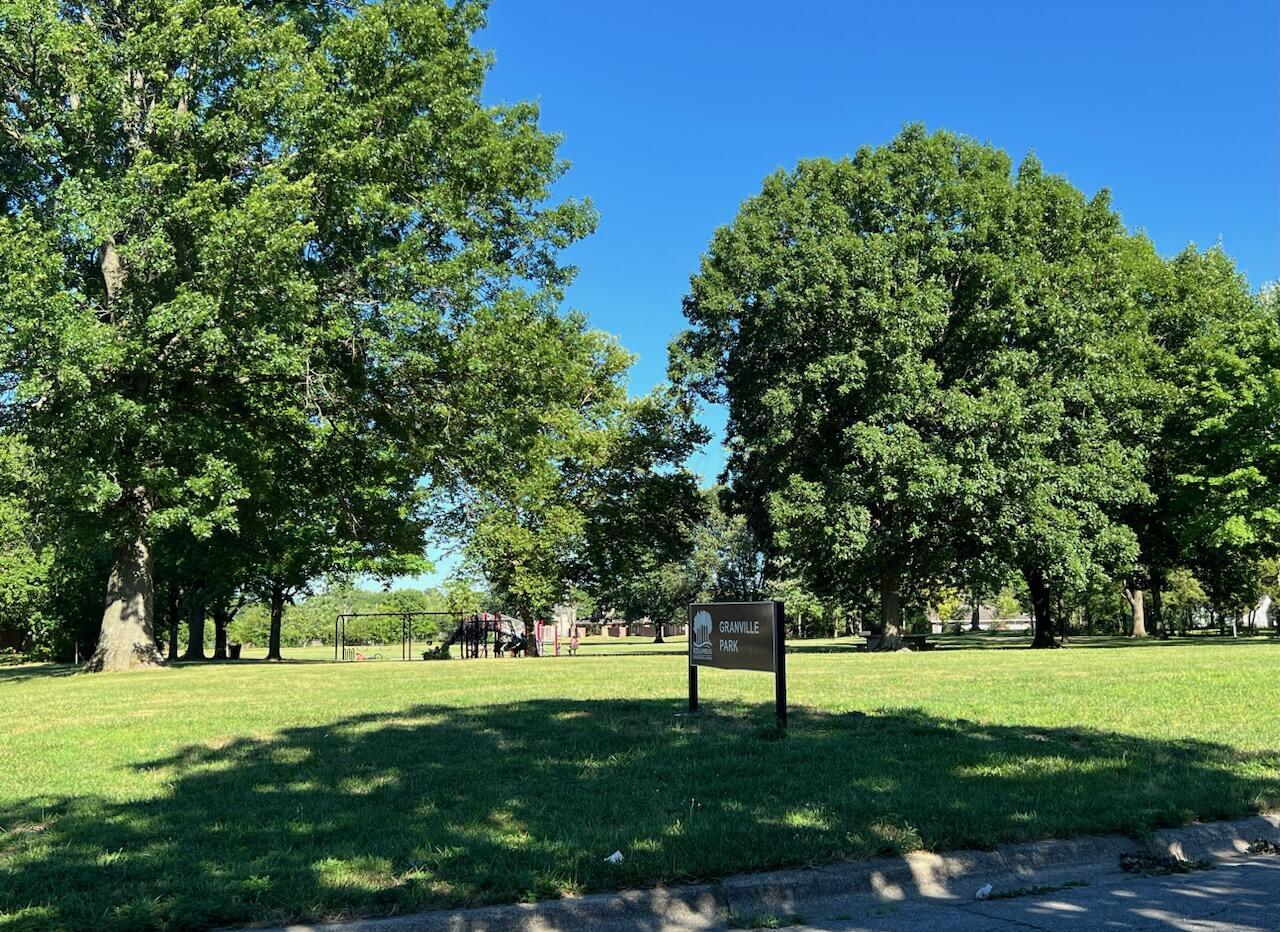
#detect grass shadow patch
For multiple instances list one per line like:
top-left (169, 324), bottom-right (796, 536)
top-left (3, 696), bottom-right (1278, 930)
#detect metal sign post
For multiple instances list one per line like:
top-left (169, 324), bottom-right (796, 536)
top-left (688, 600), bottom-right (787, 730)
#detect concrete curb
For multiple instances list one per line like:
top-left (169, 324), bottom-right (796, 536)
top-left (271, 884), bottom-right (727, 932)
top-left (265, 811), bottom-right (1280, 932)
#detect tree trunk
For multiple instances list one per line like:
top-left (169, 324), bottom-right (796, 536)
top-left (166, 584), bottom-right (180, 661)
top-left (873, 563), bottom-right (904, 651)
top-left (1024, 567), bottom-right (1059, 648)
top-left (85, 532), bottom-right (164, 672)
top-left (1149, 569), bottom-right (1168, 639)
top-left (970, 593), bottom-right (981, 632)
top-left (1125, 587), bottom-right (1147, 638)
top-left (267, 578), bottom-right (285, 661)
top-left (183, 587), bottom-right (207, 660)
top-left (653, 621), bottom-right (665, 644)
top-left (212, 603), bottom-right (229, 659)
top-left (520, 605), bottom-right (536, 657)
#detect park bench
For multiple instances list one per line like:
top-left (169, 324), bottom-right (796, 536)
top-left (858, 633), bottom-right (934, 652)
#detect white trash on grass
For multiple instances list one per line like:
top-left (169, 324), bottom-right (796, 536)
top-left (605, 850), bottom-right (624, 864)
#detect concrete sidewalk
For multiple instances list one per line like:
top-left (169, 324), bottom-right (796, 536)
top-left (788, 853), bottom-right (1280, 930)
top-left (266, 812), bottom-right (1280, 932)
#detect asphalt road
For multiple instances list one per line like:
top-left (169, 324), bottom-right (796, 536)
top-left (789, 853), bottom-right (1280, 931)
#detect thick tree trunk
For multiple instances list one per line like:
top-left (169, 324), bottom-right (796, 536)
top-left (1024, 567), bottom-right (1059, 648)
top-left (267, 578), bottom-right (285, 661)
top-left (1125, 587), bottom-right (1147, 638)
top-left (183, 586), bottom-right (207, 660)
top-left (100, 236), bottom-right (127, 310)
top-left (212, 603), bottom-right (229, 659)
top-left (873, 563), bottom-right (904, 651)
top-left (970, 593), bottom-right (981, 632)
top-left (85, 533), bottom-right (164, 672)
top-left (653, 621), bottom-right (665, 644)
top-left (166, 584), bottom-right (180, 661)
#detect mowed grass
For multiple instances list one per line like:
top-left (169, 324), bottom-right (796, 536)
top-left (2, 636), bottom-right (1278, 930)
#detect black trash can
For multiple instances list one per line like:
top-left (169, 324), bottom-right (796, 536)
top-left (228, 643), bottom-right (242, 660)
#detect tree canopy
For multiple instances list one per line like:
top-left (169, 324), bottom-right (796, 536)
top-left (674, 125), bottom-right (1278, 648)
top-left (0, 0), bottom-right (695, 668)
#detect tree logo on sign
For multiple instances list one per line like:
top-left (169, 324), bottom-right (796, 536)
top-left (691, 610), bottom-right (713, 661)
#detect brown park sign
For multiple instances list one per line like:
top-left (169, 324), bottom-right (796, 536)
top-left (688, 601), bottom-right (787, 728)
top-left (688, 601), bottom-right (779, 671)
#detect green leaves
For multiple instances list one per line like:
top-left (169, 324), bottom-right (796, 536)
top-left (452, 303), bottom-right (704, 622)
top-left (675, 125), bottom-right (1269, 638)
top-left (1142, 246), bottom-right (1280, 610)
top-left (679, 126), bottom-right (1024, 615)
top-left (0, 0), bottom-right (611, 654)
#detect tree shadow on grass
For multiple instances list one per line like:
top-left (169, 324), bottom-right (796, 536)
top-left (0, 663), bottom-right (80, 684)
top-left (1058, 635), bottom-right (1280, 649)
top-left (0, 657), bottom-right (340, 684)
top-left (2, 700), bottom-right (1278, 930)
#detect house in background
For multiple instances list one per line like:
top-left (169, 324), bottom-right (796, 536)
top-left (931, 604), bottom-right (1032, 634)
top-left (1242, 595), bottom-right (1272, 629)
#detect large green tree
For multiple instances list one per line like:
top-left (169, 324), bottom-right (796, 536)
top-left (674, 127), bottom-right (1010, 648)
top-left (945, 157), bottom-right (1153, 647)
top-left (1136, 248), bottom-right (1280, 626)
top-left (0, 0), bottom-right (592, 669)
top-left (675, 126), bottom-right (1153, 649)
top-left (0, 436), bottom-right (53, 651)
top-left (453, 306), bottom-right (704, 639)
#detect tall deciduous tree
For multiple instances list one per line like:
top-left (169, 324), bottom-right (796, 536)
top-left (0, 0), bottom-right (592, 670)
top-left (1136, 248), bottom-right (1280, 624)
top-left (454, 306), bottom-right (704, 639)
top-left (0, 436), bottom-right (52, 652)
top-left (944, 156), bottom-right (1152, 647)
top-left (674, 127), bottom-right (1011, 648)
top-left (675, 127), bottom-right (1153, 649)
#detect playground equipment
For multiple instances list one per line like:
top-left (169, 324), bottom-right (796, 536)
top-left (334, 610), bottom-right (561, 661)
top-left (438, 612), bottom-right (522, 658)
top-left (334, 611), bottom-right (467, 662)
top-left (440, 614), bottom-right (558, 658)
top-left (535, 619), bottom-right (560, 656)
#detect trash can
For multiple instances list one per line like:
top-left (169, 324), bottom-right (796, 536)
top-left (228, 643), bottom-right (242, 660)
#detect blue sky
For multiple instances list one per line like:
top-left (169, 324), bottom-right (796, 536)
top-left (477, 0), bottom-right (1279, 483)
top-left (406, 0), bottom-right (1278, 588)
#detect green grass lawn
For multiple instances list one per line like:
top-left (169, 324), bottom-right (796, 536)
top-left (2, 635), bottom-right (1278, 930)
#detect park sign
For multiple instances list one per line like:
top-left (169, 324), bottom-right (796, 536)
top-left (689, 601), bottom-right (778, 671)
top-left (687, 601), bottom-right (787, 728)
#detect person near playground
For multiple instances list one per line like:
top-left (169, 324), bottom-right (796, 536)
top-left (569, 632), bottom-right (580, 656)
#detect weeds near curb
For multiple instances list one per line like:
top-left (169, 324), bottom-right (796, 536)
top-left (1120, 852), bottom-right (1213, 875)
top-left (729, 912), bottom-right (806, 929)
top-left (987, 879), bottom-right (1090, 900)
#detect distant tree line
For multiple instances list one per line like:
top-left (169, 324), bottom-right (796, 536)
top-left (667, 126), bottom-right (1280, 649)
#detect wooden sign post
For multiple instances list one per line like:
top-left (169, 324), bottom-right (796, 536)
top-left (688, 600), bottom-right (787, 730)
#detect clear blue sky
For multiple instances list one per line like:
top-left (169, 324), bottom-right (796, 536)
top-left (477, 0), bottom-right (1279, 484)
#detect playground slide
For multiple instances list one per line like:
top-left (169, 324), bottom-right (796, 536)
top-left (440, 622), bottom-right (465, 650)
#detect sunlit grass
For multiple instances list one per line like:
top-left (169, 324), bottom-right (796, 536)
top-left (1, 634), bottom-right (1277, 930)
